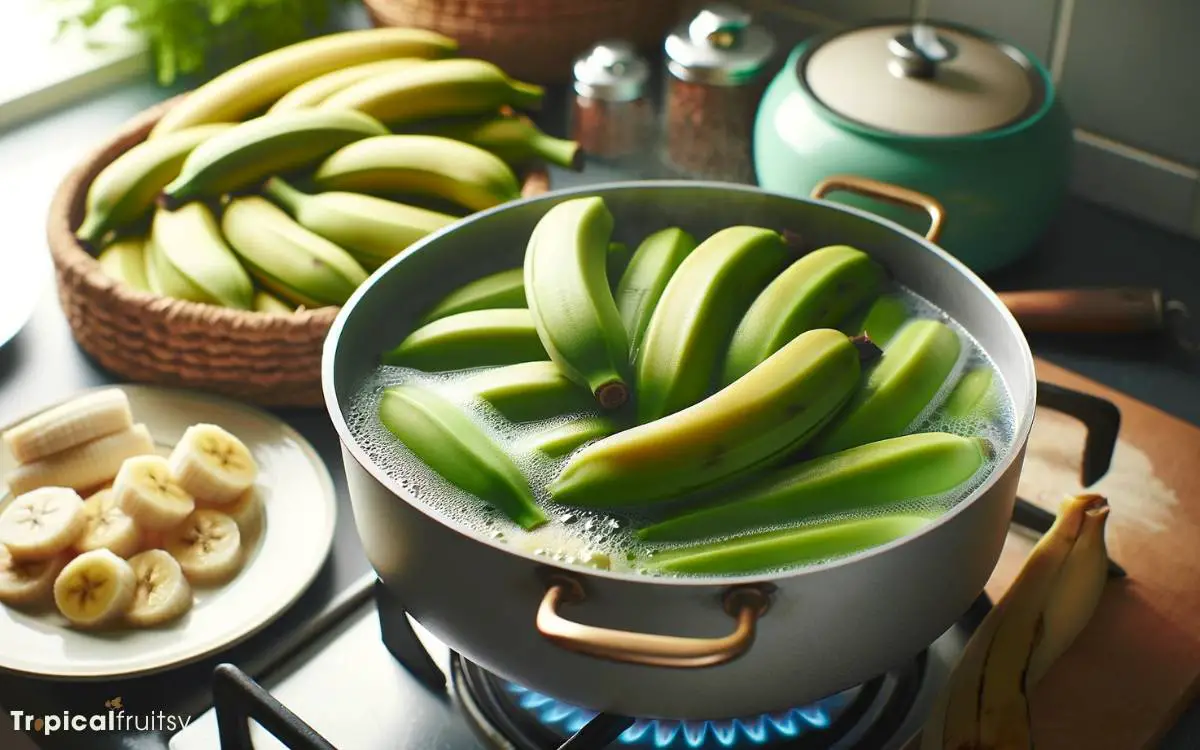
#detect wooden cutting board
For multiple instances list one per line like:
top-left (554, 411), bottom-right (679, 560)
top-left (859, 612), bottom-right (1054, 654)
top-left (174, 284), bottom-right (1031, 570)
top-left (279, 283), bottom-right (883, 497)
top-left (982, 358), bottom-right (1200, 749)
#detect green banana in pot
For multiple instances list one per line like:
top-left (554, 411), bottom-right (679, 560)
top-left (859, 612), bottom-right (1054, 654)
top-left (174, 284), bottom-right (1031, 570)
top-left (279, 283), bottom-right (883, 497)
top-left (460, 361), bottom-right (597, 423)
top-left (522, 416), bottom-right (622, 458)
top-left (839, 293), bottom-right (911, 347)
top-left (614, 227), bottom-right (698, 357)
top-left (383, 309), bottom-right (547, 371)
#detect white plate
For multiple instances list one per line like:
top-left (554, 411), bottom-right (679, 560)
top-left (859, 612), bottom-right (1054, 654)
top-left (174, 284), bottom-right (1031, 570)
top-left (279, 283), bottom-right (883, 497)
top-left (0, 385), bottom-right (337, 680)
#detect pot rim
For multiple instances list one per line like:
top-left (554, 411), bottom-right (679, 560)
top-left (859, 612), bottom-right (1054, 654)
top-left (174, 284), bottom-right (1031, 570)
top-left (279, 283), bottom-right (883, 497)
top-left (322, 179), bottom-right (1037, 589)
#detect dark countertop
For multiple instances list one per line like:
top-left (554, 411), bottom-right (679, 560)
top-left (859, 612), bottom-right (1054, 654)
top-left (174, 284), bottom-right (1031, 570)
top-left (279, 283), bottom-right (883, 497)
top-left (1, 38), bottom-right (1199, 750)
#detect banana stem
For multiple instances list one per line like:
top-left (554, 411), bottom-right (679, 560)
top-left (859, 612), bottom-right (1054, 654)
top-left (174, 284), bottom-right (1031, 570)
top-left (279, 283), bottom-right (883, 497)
top-left (509, 81), bottom-right (545, 111)
top-left (262, 177), bottom-right (305, 213)
top-left (531, 134), bottom-right (584, 171)
top-left (850, 334), bottom-right (884, 364)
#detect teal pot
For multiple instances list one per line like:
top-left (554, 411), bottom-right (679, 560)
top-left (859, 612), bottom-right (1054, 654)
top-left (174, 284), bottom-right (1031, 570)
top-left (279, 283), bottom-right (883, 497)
top-left (754, 20), bottom-right (1073, 273)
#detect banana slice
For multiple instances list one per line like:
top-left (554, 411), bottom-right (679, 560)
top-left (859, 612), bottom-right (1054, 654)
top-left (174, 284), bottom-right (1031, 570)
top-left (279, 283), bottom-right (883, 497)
top-left (165, 509), bottom-right (243, 586)
top-left (126, 550), bottom-right (193, 627)
top-left (114, 455), bottom-right (195, 531)
top-left (208, 488), bottom-right (265, 542)
top-left (76, 488), bottom-right (142, 559)
top-left (0, 544), bottom-right (70, 606)
top-left (169, 424), bottom-right (258, 505)
top-left (3, 389), bottom-right (134, 465)
top-left (53, 549), bottom-right (136, 627)
top-left (5, 424), bottom-right (155, 496)
top-left (0, 487), bottom-right (87, 561)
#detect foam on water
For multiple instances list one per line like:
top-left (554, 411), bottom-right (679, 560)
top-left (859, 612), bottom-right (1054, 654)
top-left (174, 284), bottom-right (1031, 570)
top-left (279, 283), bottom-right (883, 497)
top-left (347, 281), bottom-right (1018, 579)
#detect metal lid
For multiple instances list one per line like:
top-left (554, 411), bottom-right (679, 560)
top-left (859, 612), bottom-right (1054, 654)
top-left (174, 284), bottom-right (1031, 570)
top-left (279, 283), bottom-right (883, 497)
top-left (801, 22), bottom-right (1045, 137)
top-left (665, 3), bottom-right (775, 86)
top-left (573, 40), bottom-right (650, 102)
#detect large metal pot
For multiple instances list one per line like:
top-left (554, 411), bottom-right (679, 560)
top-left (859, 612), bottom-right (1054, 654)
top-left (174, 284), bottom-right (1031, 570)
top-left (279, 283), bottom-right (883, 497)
top-left (322, 177), bottom-right (1036, 720)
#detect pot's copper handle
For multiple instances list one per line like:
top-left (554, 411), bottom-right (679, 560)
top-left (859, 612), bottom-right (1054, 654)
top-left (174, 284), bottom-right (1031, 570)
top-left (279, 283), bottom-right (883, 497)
top-left (535, 575), bottom-right (769, 668)
top-left (998, 288), bottom-right (1164, 333)
top-left (811, 175), bottom-right (946, 243)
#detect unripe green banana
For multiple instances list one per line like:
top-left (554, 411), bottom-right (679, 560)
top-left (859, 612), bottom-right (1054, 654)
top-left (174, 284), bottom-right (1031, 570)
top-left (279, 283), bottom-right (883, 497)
top-left (941, 367), bottom-right (997, 420)
top-left (312, 135), bottom-right (521, 213)
top-left (220, 195), bottom-right (368, 308)
top-left (721, 245), bottom-right (885, 385)
top-left (97, 237), bottom-right (150, 292)
top-left (605, 242), bottom-right (631, 288)
top-left (403, 114), bottom-right (582, 170)
top-left (522, 416), bottom-right (621, 458)
top-left (161, 109), bottom-right (388, 206)
top-left (146, 234), bottom-right (211, 303)
top-left (548, 329), bottom-right (879, 508)
top-left (378, 384), bottom-right (547, 530)
top-left (322, 58), bottom-right (544, 126)
top-left (383, 309), bottom-right (547, 370)
top-left (76, 124), bottom-right (233, 245)
top-left (148, 205), bottom-right (253, 309)
top-left (253, 290), bottom-right (294, 314)
top-left (810, 319), bottom-right (963, 455)
top-left (638, 432), bottom-right (991, 543)
top-left (646, 514), bottom-right (934, 575)
top-left (151, 28), bottom-right (457, 136)
top-left (267, 59), bottom-right (426, 112)
top-left (840, 293), bottom-right (910, 346)
top-left (262, 177), bottom-right (454, 271)
top-left (460, 361), bottom-right (596, 423)
top-left (525, 197), bottom-right (631, 409)
top-left (634, 226), bottom-right (791, 423)
top-left (614, 227), bottom-right (698, 358)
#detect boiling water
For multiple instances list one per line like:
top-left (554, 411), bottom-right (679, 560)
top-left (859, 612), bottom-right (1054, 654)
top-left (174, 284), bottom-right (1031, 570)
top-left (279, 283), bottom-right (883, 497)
top-left (346, 284), bottom-right (1017, 577)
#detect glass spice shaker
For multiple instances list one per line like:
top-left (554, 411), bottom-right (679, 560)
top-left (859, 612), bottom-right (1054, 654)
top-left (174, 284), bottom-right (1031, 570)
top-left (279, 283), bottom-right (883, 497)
top-left (663, 3), bottom-right (775, 182)
top-left (570, 40), bottom-right (653, 163)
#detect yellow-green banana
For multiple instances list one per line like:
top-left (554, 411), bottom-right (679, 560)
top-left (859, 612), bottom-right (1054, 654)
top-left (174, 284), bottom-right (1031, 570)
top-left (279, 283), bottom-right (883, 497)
top-left (941, 367), bottom-right (997, 420)
top-left (383, 309), bottom-right (546, 370)
top-left (76, 124), bottom-right (233, 245)
top-left (97, 237), bottom-right (150, 292)
top-left (321, 58), bottom-right (544, 126)
top-left (548, 328), bottom-right (878, 508)
top-left (267, 59), bottom-right (427, 112)
top-left (220, 195), bottom-right (368, 308)
top-left (721, 245), bottom-right (885, 384)
top-left (148, 205), bottom-right (253, 309)
top-left (150, 28), bottom-right (457, 136)
top-left (312, 135), bottom-right (521, 213)
top-left (638, 432), bottom-right (990, 543)
top-left (253, 290), bottom-right (295, 313)
top-left (402, 114), bottom-right (581, 170)
top-left (525, 197), bottom-right (631, 409)
top-left (146, 233), bottom-right (211, 303)
top-left (810, 319), bottom-right (963, 455)
top-left (262, 177), bottom-right (455, 271)
top-left (634, 226), bottom-right (790, 423)
top-left (523, 416), bottom-right (621, 458)
top-left (840, 293), bottom-right (910, 346)
top-left (460, 361), bottom-right (596, 423)
top-left (646, 514), bottom-right (933, 575)
top-left (378, 384), bottom-right (547, 530)
top-left (161, 109), bottom-right (388, 206)
top-left (614, 227), bottom-right (697, 357)
top-left (421, 268), bottom-right (526, 323)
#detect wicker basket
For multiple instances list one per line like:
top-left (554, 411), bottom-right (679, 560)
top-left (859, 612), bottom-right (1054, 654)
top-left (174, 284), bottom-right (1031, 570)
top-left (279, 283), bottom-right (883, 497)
top-left (362, 0), bottom-right (684, 84)
top-left (46, 96), bottom-right (550, 409)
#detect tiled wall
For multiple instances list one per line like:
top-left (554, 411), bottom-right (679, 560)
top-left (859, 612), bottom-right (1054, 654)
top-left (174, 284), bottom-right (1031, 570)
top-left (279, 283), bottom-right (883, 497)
top-left (696, 0), bottom-right (1200, 239)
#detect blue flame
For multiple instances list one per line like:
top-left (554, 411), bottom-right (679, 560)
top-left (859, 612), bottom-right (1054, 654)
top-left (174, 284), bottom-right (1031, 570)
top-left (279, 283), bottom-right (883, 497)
top-left (503, 683), bottom-right (850, 748)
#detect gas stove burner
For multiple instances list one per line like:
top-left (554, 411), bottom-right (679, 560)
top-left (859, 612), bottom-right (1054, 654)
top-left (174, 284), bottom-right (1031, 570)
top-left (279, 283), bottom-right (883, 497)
top-left (452, 653), bottom-right (925, 750)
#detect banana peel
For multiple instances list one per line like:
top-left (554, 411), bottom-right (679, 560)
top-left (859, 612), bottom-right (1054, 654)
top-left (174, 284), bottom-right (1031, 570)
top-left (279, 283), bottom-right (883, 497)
top-left (916, 493), bottom-right (1113, 749)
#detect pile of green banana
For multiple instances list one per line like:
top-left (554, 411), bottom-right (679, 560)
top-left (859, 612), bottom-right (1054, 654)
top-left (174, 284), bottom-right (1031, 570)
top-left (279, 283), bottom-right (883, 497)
top-left (377, 195), bottom-right (1005, 575)
top-left (79, 28), bottom-right (584, 313)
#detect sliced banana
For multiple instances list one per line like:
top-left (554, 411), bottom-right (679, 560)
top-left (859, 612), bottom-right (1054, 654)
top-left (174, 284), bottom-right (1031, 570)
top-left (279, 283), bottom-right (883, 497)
top-left (53, 549), bottom-right (136, 627)
top-left (114, 455), bottom-right (196, 531)
top-left (0, 487), bottom-right (87, 561)
top-left (168, 424), bottom-right (258, 505)
top-left (3, 389), bottom-right (133, 464)
top-left (126, 550), bottom-right (193, 627)
top-left (5, 423), bottom-right (155, 496)
top-left (209, 487), bottom-right (265, 541)
top-left (0, 544), bottom-right (70, 606)
top-left (76, 488), bottom-right (142, 559)
top-left (165, 509), bottom-right (243, 586)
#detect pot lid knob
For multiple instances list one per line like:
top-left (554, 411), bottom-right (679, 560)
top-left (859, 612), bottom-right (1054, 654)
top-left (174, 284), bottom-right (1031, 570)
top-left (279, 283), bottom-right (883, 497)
top-left (665, 3), bottom-right (776, 86)
top-left (888, 24), bottom-right (959, 78)
top-left (573, 40), bottom-right (650, 102)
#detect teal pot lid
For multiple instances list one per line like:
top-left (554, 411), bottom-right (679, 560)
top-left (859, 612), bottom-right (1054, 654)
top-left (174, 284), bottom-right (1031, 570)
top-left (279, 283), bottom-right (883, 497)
top-left (798, 21), bottom-right (1052, 139)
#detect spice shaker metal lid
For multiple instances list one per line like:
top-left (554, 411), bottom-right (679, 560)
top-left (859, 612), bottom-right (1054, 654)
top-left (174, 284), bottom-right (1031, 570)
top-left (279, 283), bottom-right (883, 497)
top-left (573, 40), bottom-right (650, 102)
top-left (665, 3), bottom-right (775, 86)
top-left (801, 22), bottom-right (1047, 137)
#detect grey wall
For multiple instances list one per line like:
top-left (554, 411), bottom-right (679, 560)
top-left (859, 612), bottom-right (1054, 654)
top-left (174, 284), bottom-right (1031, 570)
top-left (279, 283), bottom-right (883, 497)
top-left (689, 0), bottom-right (1200, 239)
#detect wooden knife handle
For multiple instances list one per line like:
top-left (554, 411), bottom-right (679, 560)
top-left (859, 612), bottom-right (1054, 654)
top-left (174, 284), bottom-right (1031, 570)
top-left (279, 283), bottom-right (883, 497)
top-left (998, 288), bottom-right (1164, 334)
